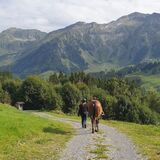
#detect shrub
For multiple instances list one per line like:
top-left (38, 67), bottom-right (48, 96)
top-left (76, 82), bottom-right (90, 99)
top-left (108, 95), bottom-right (140, 123)
top-left (21, 76), bottom-right (50, 110)
top-left (0, 84), bottom-right (11, 104)
top-left (60, 83), bottom-right (81, 113)
top-left (138, 106), bottom-right (158, 124)
top-left (2, 79), bottom-right (21, 105)
top-left (46, 85), bottom-right (63, 110)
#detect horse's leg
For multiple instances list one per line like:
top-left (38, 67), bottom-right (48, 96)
top-left (95, 119), bottom-right (99, 132)
top-left (91, 118), bottom-right (95, 133)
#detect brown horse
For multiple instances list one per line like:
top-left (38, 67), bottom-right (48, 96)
top-left (87, 100), bottom-right (104, 133)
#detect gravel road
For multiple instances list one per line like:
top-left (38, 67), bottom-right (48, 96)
top-left (33, 112), bottom-right (147, 160)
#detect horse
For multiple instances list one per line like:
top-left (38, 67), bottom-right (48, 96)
top-left (87, 100), bottom-right (104, 133)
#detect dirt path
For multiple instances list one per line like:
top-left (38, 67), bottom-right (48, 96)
top-left (32, 112), bottom-right (147, 160)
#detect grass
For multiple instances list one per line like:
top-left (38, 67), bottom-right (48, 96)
top-left (0, 104), bottom-right (74, 160)
top-left (90, 144), bottom-right (108, 160)
top-left (126, 74), bottom-right (160, 91)
top-left (90, 134), bottom-right (108, 160)
top-left (85, 62), bottom-right (119, 73)
top-left (102, 120), bottom-right (160, 160)
top-left (90, 132), bottom-right (108, 159)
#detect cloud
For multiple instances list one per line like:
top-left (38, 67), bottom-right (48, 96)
top-left (0, 0), bottom-right (160, 32)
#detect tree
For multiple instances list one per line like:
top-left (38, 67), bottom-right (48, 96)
top-left (76, 82), bottom-right (90, 99)
top-left (58, 72), bottom-right (69, 84)
top-left (143, 91), bottom-right (160, 113)
top-left (49, 73), bottom-right (59, 84)
top-left (20, 76), bottom-right (49, 110)
top-left (47, 85), bottom-right (63, 110)
top-left (0, 84), bottom-right (11, 104)
top-left (2, 79), bottom-right (21, 105)
top-left (60, 83), bottom-right (81, 113)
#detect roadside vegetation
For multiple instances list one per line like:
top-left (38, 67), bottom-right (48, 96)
top-left (102, 120), bottom-right (160, 160)
top-left (0, 103), bottom-right (74, 160)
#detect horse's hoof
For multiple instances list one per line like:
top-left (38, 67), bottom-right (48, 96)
top-left (92, 130), bottom-right (94, 133)
top-left (95, 130), bottom-right (98, 132)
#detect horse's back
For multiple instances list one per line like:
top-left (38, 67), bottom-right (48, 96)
top-left (87, 100), bottom-right (103, 118)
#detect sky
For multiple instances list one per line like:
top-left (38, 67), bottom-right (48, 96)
top-left (0, 0), bottom-right (160, 32)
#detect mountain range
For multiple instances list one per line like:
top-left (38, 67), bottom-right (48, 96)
top-left (1, 12), bottom-right (160, 76)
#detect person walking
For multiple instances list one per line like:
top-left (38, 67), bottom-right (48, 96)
top-left (78, 98), bottom-right (88, 128)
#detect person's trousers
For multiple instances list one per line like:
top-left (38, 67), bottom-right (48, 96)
top-left (81, 114), bottom-right (87, 128)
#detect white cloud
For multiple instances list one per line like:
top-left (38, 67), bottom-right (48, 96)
top-left (0, 0), bottom-right (160, 32)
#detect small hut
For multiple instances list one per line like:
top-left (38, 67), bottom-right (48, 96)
top-left (15, 102), bottom-right (24, 110)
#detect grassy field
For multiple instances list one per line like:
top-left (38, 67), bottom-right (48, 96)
top-left (0, 104), bottom-right (74, 160)
top-left (126, 74), bottom-right (160, 91)
top-left (49, 112), bottom-right (160, 160)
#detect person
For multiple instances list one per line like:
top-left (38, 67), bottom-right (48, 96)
top-left (78, 98), bottom-right (88, 128)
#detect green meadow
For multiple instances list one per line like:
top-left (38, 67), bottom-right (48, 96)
top-left (0, 104), bottom-right (74, 160)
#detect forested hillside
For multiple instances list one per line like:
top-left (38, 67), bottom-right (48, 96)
top-left (90, 61), bottom-right (160, 91)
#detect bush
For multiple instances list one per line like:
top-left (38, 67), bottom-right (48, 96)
top-left (76, 82), bottom-right (90, 99)
top-left (144, 91), bottom-right (160, 113)
top-left (46, 85), bottom-right (63, 110)
top-left (107, 95), bottom-right (140, 123)
top-left (60, 83), bottom-right (81, 113)
top-left (2, 79), bottom-right (21, 105)
top-left (0, 84), bottom-right (11, 104)
top-left (138, 106), bottom-right (158, 124)
top-left (21, 76), bottom-right (49, 109)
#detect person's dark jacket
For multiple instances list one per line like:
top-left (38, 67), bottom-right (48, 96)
top-left (78, 103), bottom-right (88, 116)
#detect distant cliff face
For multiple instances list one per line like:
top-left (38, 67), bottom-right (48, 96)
top-left (1, 12), bottom-right (160, 76)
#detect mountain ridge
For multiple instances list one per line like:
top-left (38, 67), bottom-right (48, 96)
top-left (1, 12), bottom-right (160, 76)
top-left (0, 27), bottom-right (47, 67)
